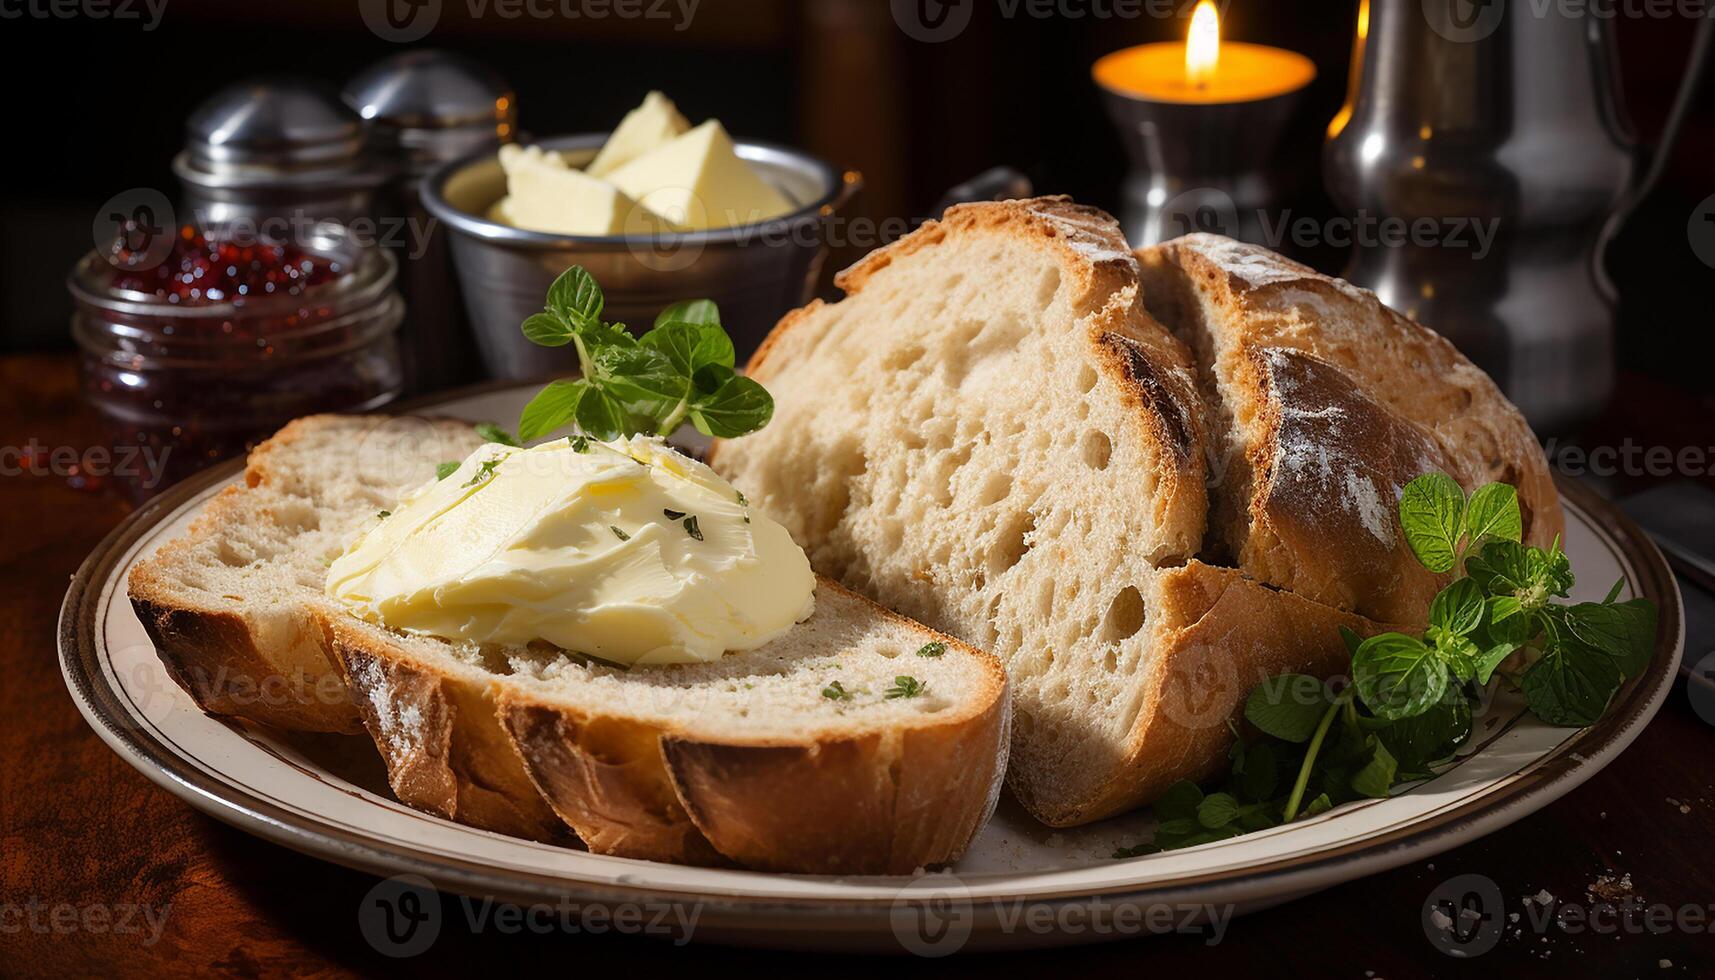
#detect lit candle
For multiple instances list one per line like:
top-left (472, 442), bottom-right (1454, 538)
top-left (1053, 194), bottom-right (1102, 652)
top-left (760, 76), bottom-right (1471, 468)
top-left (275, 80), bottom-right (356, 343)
top-left (1185, 1), bottom-right (1220, 90)
top-left (1093, 2), bottom-right (1315, 105)
top-left (1092, 2), bottom-right (1318, 245)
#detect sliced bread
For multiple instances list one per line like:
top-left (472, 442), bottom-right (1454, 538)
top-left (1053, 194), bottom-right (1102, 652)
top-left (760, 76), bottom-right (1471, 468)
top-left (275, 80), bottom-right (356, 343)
top-left (130, 415), bottom-right (1008, 872)
top-left (708, 198), bottom-right (1548, 826)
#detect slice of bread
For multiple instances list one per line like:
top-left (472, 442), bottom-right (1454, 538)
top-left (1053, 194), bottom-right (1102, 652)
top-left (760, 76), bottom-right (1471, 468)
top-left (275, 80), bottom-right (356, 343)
top-left (322, 577), bottom-right (1007, 872)
top-left (1135, 234), bottom-right (1563, 624)
top-left (129, 415), bottom-right (1008, 872)
top-left (129, 415), bottom-right (486, 733)
top-left (708, 198), bottom-right (1551, 826)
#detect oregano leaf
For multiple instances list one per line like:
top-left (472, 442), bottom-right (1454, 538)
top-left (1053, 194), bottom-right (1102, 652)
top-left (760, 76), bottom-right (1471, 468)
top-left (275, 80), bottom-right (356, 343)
top-left (1398, 473), bottom-right (1466, 573)
top-left (1462, 482), bottom-right (1523, 546)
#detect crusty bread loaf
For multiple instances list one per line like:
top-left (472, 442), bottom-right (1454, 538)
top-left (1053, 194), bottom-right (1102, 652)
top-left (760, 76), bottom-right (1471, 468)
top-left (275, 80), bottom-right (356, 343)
top-left (709, 199), bottom-right (1553, 826)
top-left (1135, 234), bottom-right (1563, 624)
top-left (129, 415), bottom-right (486, 733)
top-left (131, 415), bottom-right (1008, 872)
top-left (323, 577), bottom-right (1007, 872)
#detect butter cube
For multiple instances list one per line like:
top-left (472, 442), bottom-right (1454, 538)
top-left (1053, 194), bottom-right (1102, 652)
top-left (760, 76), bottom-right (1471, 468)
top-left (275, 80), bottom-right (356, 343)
top-left (500, 145), bottom-right (650, 236)
top-left (498, 142), bottom-right (569, 175)
top-left (586, 91), bottom-right (690, 178)
top-left (605, 120), bottom-right (796, 231)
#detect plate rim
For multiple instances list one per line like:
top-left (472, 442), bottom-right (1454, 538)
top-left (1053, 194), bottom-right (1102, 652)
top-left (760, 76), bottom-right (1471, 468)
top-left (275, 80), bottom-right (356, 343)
top-left (57, 384), bottom-right (1687, 935)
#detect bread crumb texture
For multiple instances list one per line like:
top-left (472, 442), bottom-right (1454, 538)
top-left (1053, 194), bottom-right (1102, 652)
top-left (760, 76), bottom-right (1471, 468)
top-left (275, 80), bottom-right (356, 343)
top-left (713, 199), bottom-right (1560, 824)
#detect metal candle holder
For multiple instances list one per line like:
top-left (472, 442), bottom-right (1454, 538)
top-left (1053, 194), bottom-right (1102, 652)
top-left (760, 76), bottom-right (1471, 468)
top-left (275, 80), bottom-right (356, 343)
top-left (1096, 77), bottom-right (1308, 247)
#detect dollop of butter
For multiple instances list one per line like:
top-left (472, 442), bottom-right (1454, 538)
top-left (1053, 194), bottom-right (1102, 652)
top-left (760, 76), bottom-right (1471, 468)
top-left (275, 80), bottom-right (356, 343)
top-left (326, 435), bottom-right (814, 666)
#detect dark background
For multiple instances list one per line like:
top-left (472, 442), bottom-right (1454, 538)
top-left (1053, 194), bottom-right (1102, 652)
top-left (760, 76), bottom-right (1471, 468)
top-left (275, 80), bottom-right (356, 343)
top-left (3, 0), bottom-right (1711, 396)
top-left (4, 5), bottom-right (1714, 976)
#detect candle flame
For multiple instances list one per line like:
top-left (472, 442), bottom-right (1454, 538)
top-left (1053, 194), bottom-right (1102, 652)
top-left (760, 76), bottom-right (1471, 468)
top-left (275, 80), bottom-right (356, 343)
top-left (1186, 0), bottom-right (1220, 88)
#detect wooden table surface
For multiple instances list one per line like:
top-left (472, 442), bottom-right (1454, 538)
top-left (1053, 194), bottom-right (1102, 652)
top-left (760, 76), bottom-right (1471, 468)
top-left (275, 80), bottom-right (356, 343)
top-left (4, 350), bottom-right (1711, 978)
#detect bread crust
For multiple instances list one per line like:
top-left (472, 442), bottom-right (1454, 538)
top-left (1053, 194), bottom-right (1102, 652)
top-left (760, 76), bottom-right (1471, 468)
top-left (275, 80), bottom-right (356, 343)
top-left (495, 698), bottom-right (729, 864)
top-left (129, 588), bottom-right (361, 734)
top-left (1137, 234), bottom-right (1563, 626)
top-left (838, 195), bottom-right (1140, 305)
top-left (127, 484), bottom-right (362, 734)
top-left (327, 627), bottom-right (568, 842)
top-left (658, 646), bottom-right (1008, 874)
top-left (1237, 346), bottom-right (1452, 624)
top-left (323, 578), bottom-right (1009, 873)
top-left (742, 195), bottom-right (1158, 388)
top-left (1027, 561), bottom-right (1396, 826)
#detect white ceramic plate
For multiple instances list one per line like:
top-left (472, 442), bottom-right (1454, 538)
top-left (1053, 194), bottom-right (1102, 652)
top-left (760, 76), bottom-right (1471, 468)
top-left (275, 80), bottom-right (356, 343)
top-left (59, 384), bottom-right (1685, 951)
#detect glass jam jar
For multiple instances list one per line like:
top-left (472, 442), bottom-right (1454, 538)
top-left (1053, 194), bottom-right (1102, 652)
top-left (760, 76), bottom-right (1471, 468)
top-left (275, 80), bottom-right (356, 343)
top-left (69, 223), bottom-right (405, 502)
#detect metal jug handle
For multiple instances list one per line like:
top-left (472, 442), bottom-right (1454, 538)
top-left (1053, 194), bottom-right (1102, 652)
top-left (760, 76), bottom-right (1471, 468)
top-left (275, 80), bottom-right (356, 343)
top-left (1609, 15), bottom-right (1713, 226)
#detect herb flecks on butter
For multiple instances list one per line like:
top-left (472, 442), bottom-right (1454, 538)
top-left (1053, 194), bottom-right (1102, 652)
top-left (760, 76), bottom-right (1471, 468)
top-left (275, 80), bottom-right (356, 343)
top-left (461, 457), bottom-right (503, 488)
top-left (327, 434), bottom-right (814, 667)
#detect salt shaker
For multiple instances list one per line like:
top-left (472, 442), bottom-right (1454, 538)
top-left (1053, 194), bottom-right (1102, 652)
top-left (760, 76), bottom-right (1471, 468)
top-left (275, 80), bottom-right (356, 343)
top-left (174, 78), bottom-right (387, 232)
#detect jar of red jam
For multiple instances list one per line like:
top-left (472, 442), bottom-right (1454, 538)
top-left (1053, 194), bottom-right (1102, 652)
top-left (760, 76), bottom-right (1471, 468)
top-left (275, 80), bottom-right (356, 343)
top-left (69, 223), bottom-right (405, 502)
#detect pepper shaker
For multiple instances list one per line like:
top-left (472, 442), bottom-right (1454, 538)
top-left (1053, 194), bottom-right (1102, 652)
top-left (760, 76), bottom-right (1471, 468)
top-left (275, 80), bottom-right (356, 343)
top-left (345, 50), bottom-right (516, 393)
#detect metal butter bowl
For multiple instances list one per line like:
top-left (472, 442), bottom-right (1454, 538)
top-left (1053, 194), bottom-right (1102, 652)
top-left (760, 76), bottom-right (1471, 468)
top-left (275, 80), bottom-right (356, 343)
top-left (422, 134), bottom-right (860, 378)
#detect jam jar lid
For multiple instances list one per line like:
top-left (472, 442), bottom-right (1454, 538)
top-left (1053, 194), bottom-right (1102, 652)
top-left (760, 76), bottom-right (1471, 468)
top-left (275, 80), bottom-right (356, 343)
top-left (344, 51), bottom-right (515, 174)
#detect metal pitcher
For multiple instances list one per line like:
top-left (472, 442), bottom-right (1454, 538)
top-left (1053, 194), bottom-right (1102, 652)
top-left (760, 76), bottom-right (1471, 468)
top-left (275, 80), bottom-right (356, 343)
top-left (1324, 0), bottom-right (1711, 432)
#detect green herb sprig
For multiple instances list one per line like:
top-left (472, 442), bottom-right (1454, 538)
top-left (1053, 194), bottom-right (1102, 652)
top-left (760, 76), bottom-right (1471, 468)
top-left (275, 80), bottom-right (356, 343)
top-left (475, 422), bottom-right (521, 447)
top-left (514, 267), bottom-right (773, 442)
top-left (1116, 473), bottom-right (1657, 857)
